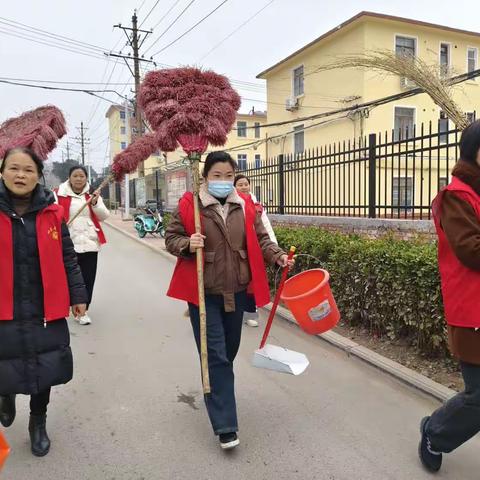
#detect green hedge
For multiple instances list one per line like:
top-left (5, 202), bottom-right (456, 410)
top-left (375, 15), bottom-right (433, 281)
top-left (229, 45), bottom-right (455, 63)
top-left (272, 226), bottom-right (447, 357)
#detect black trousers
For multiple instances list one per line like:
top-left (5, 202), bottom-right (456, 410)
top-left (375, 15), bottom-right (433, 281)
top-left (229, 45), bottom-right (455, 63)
top-left (30, 388), bottom-right (51, 416)
top-left (76, 252), bottom-right (98, 309)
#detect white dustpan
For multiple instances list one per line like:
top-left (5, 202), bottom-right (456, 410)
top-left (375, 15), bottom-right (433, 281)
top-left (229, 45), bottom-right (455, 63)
top-left (252, 344), bottom-right (309, 375)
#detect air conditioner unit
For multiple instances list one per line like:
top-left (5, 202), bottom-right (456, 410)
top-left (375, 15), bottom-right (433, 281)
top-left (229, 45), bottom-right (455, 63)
top-left (400, 77), bottom-right (416, 89)
top-left (285, 97), bottom-right (299, 111)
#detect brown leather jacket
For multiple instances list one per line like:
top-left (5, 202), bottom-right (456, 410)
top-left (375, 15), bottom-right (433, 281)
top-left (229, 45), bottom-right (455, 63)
top-left (165, 185), bottom-right (284, 311)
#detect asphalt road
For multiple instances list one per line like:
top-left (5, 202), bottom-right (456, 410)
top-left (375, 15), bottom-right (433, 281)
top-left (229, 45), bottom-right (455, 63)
top-left (3, 226), bottom-right (480, 480)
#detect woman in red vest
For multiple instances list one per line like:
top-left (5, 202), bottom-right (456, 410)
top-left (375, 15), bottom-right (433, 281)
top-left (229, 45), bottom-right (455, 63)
top-left (0, 147), bottom-right (87, 457)
top-left (55, 166), bottom-right (109, 325)
top-left (166, 151), bottom-right (292, 450)
top-left (419, 120), bottom-right (480, 473)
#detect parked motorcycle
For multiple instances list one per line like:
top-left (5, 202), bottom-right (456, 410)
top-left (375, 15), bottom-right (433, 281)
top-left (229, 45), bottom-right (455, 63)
top-left (134, 201), bottom-right (165, 238)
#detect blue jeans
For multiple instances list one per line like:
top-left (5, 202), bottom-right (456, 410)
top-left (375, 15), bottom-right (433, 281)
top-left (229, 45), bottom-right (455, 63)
top-left (427, 362), bottom-right (480, 452)
top-left (188, 291), bottom-right (246, 435)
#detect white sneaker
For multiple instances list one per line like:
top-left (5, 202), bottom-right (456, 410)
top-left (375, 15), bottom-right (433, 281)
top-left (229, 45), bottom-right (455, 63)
top-left (78, 314), bottom-right (92, 325)
top-left (245, 318), bottom-right (259, 327)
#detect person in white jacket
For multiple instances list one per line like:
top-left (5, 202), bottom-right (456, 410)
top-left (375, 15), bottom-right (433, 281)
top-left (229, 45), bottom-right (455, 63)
top-left (234, 174), bottom-right (278, 327)
top-left (55, 166), bottom-right (109, 325)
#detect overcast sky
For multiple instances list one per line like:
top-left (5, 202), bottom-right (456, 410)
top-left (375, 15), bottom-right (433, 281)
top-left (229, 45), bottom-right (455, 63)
top-left (1, 0), bottom-right (479, 171)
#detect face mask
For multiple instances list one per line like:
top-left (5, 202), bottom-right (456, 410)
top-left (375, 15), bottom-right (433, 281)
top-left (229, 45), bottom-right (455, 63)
top-left (208, 180), bottom-right (234, 199)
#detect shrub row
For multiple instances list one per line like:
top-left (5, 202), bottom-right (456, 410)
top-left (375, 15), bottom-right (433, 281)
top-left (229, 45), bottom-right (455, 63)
top-left (272, 226), bottom-right (447, 357)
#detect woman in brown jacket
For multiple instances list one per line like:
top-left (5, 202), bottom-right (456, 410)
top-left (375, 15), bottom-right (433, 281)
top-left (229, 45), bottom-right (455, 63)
top-left (419, 120), bottom-right (480, 473)
top-left (165, 151), bottom-right (291, 450)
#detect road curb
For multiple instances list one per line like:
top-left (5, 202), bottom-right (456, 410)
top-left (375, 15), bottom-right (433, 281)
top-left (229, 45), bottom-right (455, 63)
top-left (106, 220), bottom-right (455, 403)
top-left (264, 303), bottom-right (455, 403)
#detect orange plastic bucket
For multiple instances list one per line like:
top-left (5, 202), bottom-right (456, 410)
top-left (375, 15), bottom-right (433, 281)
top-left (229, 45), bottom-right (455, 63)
top-left (280, 269), bottom-right (340, 335)
top-left (0, 430), bottom-right (10, 471)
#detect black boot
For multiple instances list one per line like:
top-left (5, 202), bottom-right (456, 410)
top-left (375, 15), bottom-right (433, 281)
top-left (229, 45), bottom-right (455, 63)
top-left (29, 414), bottom-right (51, 457)
top-left (0, 394), bottom-right (16, 427)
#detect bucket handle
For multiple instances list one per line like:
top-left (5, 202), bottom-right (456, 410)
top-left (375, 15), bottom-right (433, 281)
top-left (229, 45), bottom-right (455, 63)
top-left (274, 253), bottom-right (324, 289)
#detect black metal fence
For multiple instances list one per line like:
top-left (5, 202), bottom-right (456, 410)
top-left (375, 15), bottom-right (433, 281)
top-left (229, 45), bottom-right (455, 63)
top-left (242, 120), bottom-right (463, 220)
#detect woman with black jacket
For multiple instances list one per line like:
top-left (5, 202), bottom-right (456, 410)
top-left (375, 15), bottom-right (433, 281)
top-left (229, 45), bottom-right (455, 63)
top-left (0, 147), bottom-right (87, 457)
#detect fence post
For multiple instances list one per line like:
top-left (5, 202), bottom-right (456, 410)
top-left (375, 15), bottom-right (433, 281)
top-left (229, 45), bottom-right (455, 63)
top-left (278, 154), bottom-right (285, 215)
top-left (368, 133), bottom-right (377, 219)
top-left (155, 170), bottom-right (160, 208)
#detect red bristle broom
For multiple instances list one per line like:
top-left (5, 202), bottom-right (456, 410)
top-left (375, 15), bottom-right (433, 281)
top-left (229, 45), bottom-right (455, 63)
top-left (109, 67), bottom-right (241, 394)
top-left (0, 105), bottom-right (67, 160)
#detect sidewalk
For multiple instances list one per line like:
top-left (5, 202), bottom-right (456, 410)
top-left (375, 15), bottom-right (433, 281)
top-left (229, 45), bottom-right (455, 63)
top-left (105, 211), bottom-right (172, 261)
top-left (103, 214), bottom-right (455, 403)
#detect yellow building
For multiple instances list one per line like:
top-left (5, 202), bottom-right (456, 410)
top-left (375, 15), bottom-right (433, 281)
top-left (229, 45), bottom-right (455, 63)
top-left (254, 11), bottom-right (480, 216)
top-left (105, 104), bottom-right (164, 177)
top-left (258, 11), bottom-right (480, 154)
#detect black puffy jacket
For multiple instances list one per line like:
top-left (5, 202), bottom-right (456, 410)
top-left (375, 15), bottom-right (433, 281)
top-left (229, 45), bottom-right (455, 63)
top-left (0, 181), bottom-right (88, 395)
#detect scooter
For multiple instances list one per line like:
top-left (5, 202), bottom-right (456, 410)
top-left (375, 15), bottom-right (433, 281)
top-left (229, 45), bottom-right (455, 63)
top-left (133, 201), bottom-right (165, 238)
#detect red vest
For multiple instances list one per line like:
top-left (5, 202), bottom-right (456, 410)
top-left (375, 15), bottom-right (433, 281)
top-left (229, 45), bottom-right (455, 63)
top-left (0, 205), bottom-right (71, 321)
top-left (167, 192), bottom-right (271, 307)
top-left (55, 191), bottom-right (106, 245)
top-left (433, 176), bottom-right (480, 328)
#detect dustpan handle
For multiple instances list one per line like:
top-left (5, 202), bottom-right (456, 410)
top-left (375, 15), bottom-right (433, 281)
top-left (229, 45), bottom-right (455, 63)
top-left (259, 246), bottom-right (296, 349)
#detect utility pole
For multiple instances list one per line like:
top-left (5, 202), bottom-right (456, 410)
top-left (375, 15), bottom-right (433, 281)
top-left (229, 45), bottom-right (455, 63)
top-left (124, 96), bottom-right (131, 218)
top-left (66, 141), bottom-right (71, 162)
top-left (74, 123), bottom-right (89, 166)
top-left (109, 10), bottom-right (155, 177)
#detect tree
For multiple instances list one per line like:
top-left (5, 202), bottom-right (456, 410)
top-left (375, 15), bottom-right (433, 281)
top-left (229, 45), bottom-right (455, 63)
top-left (51, 159), bottom-right (81, 182)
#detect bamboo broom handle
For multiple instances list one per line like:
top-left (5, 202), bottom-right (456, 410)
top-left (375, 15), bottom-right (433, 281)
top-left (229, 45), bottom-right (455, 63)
top-left (67, 176), bottom-right (111, 227)
top-left (191, 154), bottom-right (211, 395)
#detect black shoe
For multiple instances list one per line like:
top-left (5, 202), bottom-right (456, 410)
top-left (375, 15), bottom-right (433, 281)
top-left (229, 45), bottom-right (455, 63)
top-left (0, 394), bottom-right (16, 427)
top-left (418, 416), bottom-right (442, 473)
top-left (219, 432), bottom-right (239, 450)
top-left (29, 414), bottom-right (51, 457)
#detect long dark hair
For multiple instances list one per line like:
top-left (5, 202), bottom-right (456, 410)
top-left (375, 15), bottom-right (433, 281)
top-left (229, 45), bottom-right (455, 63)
top-left (1, 147), bottom-right (44, 176)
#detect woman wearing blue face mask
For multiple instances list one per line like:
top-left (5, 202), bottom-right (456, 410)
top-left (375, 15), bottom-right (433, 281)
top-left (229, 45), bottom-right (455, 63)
top-left (165, 151), bottom-right (292, 450)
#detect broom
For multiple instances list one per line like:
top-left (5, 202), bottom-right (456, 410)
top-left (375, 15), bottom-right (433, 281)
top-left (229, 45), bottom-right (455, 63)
top-left (111, 67), bottom-right (241, 394)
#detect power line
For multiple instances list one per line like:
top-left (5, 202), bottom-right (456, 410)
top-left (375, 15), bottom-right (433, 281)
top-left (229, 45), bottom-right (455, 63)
top-left (150, 0), bottom-right (183, 31)
top-left (198, 0), bottom-right (275, 62)
top-left (151, 0), bottom-right (231, 57)
top-left (0, 77), bottom-right (134, 85)
top-left (137, 0), bottom-right (149, 13)
top-left (139, 0), bottom-right (162, 28)
top-left (234, 67), bottom-right (480, 132)
top-left (0, 27), bottom-right (114, 63)
top-left (0, 16), bottom-right (109, 53)
top-left (0, 79), bottom-right (125, 103)
top-left (144, 0), bottom-right (198, 54)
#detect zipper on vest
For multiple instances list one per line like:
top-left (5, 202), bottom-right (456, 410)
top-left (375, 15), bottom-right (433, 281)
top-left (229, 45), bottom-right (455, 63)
top-left (44, 318), bottom-right (47, 328)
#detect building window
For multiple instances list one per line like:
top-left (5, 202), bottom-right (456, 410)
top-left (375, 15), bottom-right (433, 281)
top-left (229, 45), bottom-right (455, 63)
top-left (255, 154), bottom-right (261, 169)
top-left (293, 65), bottom-right (304, 97)
top-left (468, 47), bottom-right (478, 73)
top-left (392, 177), bottom-right (413, 209)
top-left (439, 111), bottom-right (449, 143)
top-left (237, 154), bottom-right (247, 170)
top-left (120, 126), bottom-right (126, 135)
top-left (237, 121), bottom-right (247, 138)
top-left (255, 185), bottom-right (262, 202)
top-left (395, 36), bottom-right (416, 58)
top-left (294, 125), bottom-right (304, 154)
top-left (440, 43), bottom-right (450, 76)
top-left (119, 110), bottom-right (126, 119)
top-left (254, 122), bottom-right (261, 138)
top-left (394, 107), bottom-right (415, 141)
top-left (467, 111), bottom-right (476, 124)
top-left (121, 142), bottom-right (127, 150)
